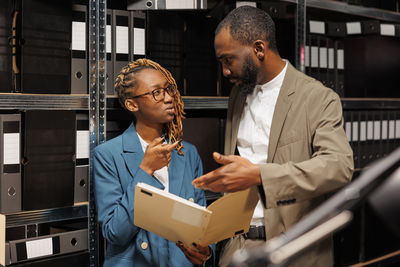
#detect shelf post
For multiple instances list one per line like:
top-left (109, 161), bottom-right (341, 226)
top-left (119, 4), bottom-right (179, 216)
top-left (295, 0), bottom-right (306, 72)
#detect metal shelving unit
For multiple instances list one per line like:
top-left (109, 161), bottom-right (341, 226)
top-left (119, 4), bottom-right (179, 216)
top-left (279, 0), bottom-right (400, 22)
top-left (0, 1), bottom-right (399, 266)
top-left (0, 94), bottom-right (229, 110)
top-left (306, 0), bottom-right (400, 22)
top-left (2, 93), bottom-right (399, 111)
top-left (3, 205), bottom-right (87, 228)
top-left (341, 98), bottom-right (400, 110)
top-left (0, 94), bottom-right (89, 110)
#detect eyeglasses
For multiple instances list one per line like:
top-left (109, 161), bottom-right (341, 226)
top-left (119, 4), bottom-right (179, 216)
top-left (130, 84), bottom-right (177, 101)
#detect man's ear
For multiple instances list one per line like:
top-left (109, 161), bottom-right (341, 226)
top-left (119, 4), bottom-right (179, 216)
top-left (125, 99), bottom-right (139, 112)
top-left (253, 40), bottom-right (267, 60)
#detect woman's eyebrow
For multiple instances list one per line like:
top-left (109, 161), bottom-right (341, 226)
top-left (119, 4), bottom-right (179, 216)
top-left (149, 81), bottom-right (169, 89)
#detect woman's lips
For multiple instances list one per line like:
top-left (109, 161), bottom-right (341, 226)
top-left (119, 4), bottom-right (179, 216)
top-left (166, 107), bottom-right (175, 113)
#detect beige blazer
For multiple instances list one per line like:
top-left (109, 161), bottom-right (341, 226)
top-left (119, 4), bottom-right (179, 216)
top-left (224, 63), bottom-right (354, 266)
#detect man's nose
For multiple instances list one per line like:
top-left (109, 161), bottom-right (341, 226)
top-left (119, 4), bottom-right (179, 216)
top-left (223, 67), bottom-right (231, 77)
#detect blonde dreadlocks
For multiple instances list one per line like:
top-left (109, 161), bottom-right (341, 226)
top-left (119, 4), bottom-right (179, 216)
top-left (114, 58), bottom-right (185, 155)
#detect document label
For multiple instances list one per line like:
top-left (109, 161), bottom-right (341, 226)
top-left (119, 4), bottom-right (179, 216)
top-left (26, 238), bottom-right (53, 259)
top-left (3, 133), bottom-right (19, 165)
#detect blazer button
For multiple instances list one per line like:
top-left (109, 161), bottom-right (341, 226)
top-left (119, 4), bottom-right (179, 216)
top-left (141, 242), bottom-right (148, 250)
top-left (189, 198), bottom-right (194, 202)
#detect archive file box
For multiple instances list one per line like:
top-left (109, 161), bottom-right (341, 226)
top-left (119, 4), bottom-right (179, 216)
top-left (127, 0), bottom-right (207, 10)
top-left (71, 5), bottom-right (114, 95)
top-left (19, 0), bottom-right (72, 94)
top-left (22, 111), bottom-right (75, 211)
top-left (0, 215), bottom-right (88, 266)
top-left (74, 113), bottom-right (89, 204)
top-left (0, 114), bottom-right (21, 214)
top-left (0, 1), bottom-right (13, 93)
top-left (112, 9), bottom-right (130, 89)
top-left (71, 4), bottom-right (87, 94)
top-left (130, 11), bottom-right (146, 62)
top-left (106, 9), bottom-right (114, 95)
top-left (147, 11), bottom-right (219, 96)
top-left (134, 183), bottom-right (258, 248)
top-left (305, 33), bottom-right (344, 96)
top-left (1, 251), bottom-right (89, 267)
top-left (107, 10), bottom-right (146, 95)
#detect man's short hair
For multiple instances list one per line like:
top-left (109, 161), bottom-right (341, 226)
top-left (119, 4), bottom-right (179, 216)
top-left (215, 6), bottom-right (278, 53)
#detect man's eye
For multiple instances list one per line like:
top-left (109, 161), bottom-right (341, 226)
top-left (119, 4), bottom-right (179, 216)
top-left (224, 58), bottom-right (231, 65)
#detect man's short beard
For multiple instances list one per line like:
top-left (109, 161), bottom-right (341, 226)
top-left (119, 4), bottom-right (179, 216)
top-left (239, 54), bottom-right (258, 96)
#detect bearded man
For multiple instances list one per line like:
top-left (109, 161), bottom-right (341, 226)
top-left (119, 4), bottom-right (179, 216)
top-left (193, 6), bottom-right (354, 267)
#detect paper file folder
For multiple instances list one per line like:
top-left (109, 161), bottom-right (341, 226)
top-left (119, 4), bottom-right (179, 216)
top-left (130, 11), bottom-right (146, 61)
top-left (326, 21), bottom-right (346, 37)
top-left (134, 183), bottom-right (258, 247)
top-left (22, 111), bottom-right (75, 211)
top-left (4, 229), bottom-right (88, 265)
top-left (106, 10), bottom-right (114, 95)
top-left (20, 0), bottom-right (71, 94)
top-left (71, 4), bottom-right (88, 94)
top-left (112, 10), bottom-right (130, 85)
top-left (0, 2), bottom-right (13, 93)
top-left (127, 0), bottom-right (207, 10)
top-left (0, 114), bottom-right (21, 214)
top-left (74, 113), bottom-right (89, 204)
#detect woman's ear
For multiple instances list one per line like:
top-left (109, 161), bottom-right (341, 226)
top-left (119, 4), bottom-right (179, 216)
top-left (125, 99), bottom-right (139, 112)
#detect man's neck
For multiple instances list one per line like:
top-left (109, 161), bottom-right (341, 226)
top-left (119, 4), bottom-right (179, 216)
top-left (259, 53), bottom-right (286, 85)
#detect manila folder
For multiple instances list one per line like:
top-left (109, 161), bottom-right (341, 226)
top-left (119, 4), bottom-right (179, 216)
top-left (134, 183), bottom-right (259, 247)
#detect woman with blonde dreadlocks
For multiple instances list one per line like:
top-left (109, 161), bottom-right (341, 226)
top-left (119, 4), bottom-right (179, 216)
top-left (94, 59), bottom-right (214, 267)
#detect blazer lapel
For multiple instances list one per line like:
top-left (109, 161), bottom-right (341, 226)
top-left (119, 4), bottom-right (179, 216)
top-left (230, 90), bottom-right (246, 155)
top-left (168, 149), bottom-right (185, 196)
top-left (121, 124), bottom-right (146, 179)
top-left (267, 63), bottom-right (297, 163)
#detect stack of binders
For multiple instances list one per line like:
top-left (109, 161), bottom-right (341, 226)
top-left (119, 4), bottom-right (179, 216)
top-left (19, 0), bottom-right (72, 94)
top-left (71, 3), bottom-right (147, 96)
top-left (1, 0), bottom-right (72, 94)
top-left (127, 0), bottom-right (207, 10)
top-left (306, 20), bottom-right (345, 97)
top-left (305, 17), bottom-right (400, 97)
top-left (0, 111), bottom-right (90, 265)
top-left (343, 109), bottom-right (400, 170)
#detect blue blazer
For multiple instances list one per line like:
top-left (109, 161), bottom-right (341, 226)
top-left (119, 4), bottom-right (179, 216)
top-left (94, 123), bottom-right (214, 267)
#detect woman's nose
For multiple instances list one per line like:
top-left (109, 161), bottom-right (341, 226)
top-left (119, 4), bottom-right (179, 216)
top-left (164, 89), bottom-right (174, 102)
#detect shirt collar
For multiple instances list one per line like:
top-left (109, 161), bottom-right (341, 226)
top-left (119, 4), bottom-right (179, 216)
top-left (259, 59), bottom-right (288, 92)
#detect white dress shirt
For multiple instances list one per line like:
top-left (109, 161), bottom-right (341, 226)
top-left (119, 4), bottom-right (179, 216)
top-left (138, 134), bottom-right (169, 191)
top-left (237, 60), bottom-right (288, 226)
